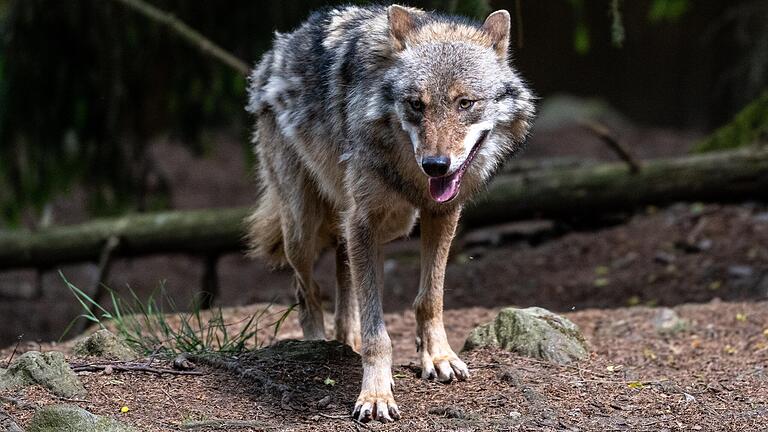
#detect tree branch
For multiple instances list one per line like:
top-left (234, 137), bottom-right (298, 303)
top-left (111, 0), bottom-right (250, 76)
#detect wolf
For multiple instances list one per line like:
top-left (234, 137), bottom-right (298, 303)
top-left (245, 3), bottom-right (534, 423)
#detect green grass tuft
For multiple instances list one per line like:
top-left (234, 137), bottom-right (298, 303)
top-left (60, 271), bottom-right (295, 357)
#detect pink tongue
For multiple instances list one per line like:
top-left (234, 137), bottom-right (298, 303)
top-left (428, 172), bottom-right (461, 203)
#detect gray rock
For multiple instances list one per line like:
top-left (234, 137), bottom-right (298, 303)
top-left (0, 351), bottom-right (85, 398)
top-left (653, 307), bottom-right (688, 335)
top-left (756, 273), bottom-right (768, 298)
top-left (27, 405), bottom-right (136, 432)
top-left (462, 307), bottom-right (588, 364)
top-left (728, 265), bottom-right (754, 279)
top-left (754, 212), bottom-right (768, 223)
top-left (74, 329), bottom-right (137, 361)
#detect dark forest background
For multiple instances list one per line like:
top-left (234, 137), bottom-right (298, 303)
top-left (1, 0), bottom-right (766, 228)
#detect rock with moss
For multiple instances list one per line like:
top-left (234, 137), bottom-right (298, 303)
top-left (653, 307), bottom-right (688, 335)
top-left (0, 351), bottom-right (85, 398)
top-left (74, 329), bottom-right (137, 361)
top-left (27, 405), bottom-right (136, 432)
top-left (463, 307), bottom-right (589, 364)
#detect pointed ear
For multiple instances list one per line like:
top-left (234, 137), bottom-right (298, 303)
top-left (482, 10), bottom-right (511, 60)
top-left (388, 5), bottom-right (418, 51)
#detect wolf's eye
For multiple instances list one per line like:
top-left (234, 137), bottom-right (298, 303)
top-left (408, 99), bottom-right (424, 112)
top-left (458, 99), bottom-right (475, 110)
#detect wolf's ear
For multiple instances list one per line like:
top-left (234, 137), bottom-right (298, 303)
top-left (388, 5), bottom-right (418, 51)
top-left (482, 10), bottom-right (511, 60)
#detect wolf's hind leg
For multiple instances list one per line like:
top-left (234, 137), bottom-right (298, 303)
top-left (334, 241), bottom-right (361, 350)
top-left (414, 209), bottom-right (469, 382)
top-left (282, 205), bottom-right (326, 340)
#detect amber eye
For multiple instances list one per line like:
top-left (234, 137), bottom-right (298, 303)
top-left (408, 99), bottom-right (424, 111)
top-left (458, 99), bottom-right (475, 110)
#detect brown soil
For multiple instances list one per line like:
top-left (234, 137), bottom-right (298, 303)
top-left (2, 300), bottom-right (767, 431)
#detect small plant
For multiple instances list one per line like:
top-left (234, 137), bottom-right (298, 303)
top-left (61, 271), bottom-right (295, 357)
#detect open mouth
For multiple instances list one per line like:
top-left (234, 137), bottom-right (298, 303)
top-left (428, 129), bottom-right (490, 203)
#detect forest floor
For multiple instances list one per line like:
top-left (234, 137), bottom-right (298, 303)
top-left (1, 300), bottom-right (767, 431)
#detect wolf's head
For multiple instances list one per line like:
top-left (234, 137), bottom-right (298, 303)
top-left (383, 5), bottom-right (534, 203)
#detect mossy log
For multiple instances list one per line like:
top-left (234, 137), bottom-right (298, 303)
top-left (693, 90), bottom-right (768, 153)
top-left (462, 148), bottom-right (768, 227)
top-left (0, 208), bottom-right (249, 270)
top-left (1, 150), bottom-right (768, 270)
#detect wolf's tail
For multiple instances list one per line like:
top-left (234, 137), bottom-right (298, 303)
top-left (245, 186), bottom-right (287, 267)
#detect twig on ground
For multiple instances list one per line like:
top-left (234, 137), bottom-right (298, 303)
top-left (352, 418), bottom-right (372, 430)
top-left (70, 362), bottom-right (204, 376)
top-left (318, 412), bottom-right (351, 419)
top-left (580, 120), bottom-right (642, 173)
top-left (159, 387), bottom-right (180, 410)
top-left (3, 335), bottom-right (22, 367)
top-left (0, 395), bottom-right (36, 410)
top-left (179, 419), bottom-right (276, 430)
top-left (55, 396), bottom-right (91, 403)
top-left (0, 406), bottom-right (23, 432)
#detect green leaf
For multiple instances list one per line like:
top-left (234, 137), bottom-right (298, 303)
top-left (574, 23), bottom-right (590, 55)
top-left (649, 0), bottom-right (690, 23)
top-left (610, 0), bottom-right (625, 48)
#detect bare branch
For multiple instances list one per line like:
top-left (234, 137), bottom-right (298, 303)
top-left (70, 362), bottom-right (205, 376)
top-left (580, 120), bottom-right (642, 173)
top-left (110, 0), bottom-right (250, 76)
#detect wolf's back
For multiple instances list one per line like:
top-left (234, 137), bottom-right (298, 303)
top-left (244, 6), bottom-right (390, 265)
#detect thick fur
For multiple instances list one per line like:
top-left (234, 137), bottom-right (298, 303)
top-left (246, 4), bottom-right (534, 423)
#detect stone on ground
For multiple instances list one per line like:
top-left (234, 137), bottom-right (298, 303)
top-left (653, 307), bottom-right (689, 334)
top-left (0, 351), bottom-right (85, 398)
top-left (27, 405), bottom-right (136, 432)
top-left (463, 307), bottom-right (588, 364)
top-left (74, 329), bottom-right (137, 361)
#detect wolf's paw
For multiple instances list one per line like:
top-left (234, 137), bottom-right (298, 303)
top-left (353, 391), bottom-right (400, 423)
top-left (334, 327), bottom-right (361, 352)
top-left (420, 350), bottom-right (470, 383)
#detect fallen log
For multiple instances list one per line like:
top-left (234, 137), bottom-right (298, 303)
top-left (463, 148), bottom-right (768, 227)
top-left (0, 208), bottom-right (249, 270)
top-left (1, 149), bottom-right (767, 270)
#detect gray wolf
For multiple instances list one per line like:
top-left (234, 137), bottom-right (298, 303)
top-left (245, 3), bottom-right (534, 423)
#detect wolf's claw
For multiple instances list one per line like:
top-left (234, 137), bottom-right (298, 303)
top-left (421, 353), bottom-right (469, 383)
top-left (353, 396), bottom-right (400, 423)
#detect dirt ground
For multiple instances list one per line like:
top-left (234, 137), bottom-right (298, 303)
top-left (2, 300), bottom-right (766, 431)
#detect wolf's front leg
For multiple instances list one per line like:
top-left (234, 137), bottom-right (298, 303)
top-left (346, 213), bottom-right (400, 423)
top-left (414, 209), bottom-right (469, 382)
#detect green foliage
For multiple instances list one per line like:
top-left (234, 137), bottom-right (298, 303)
top-left (610, 0), bottom-right (625, 48)
top-left (574, 22), bottom-right (591, 55)
top-left (649, 0), bottom-right (690, 23)
top-left (693, 90), bottom-right (768, 153)
top-left (568, 0), bottom-right (590, 55)
top-left (61, 272), bottom-right (296, 357)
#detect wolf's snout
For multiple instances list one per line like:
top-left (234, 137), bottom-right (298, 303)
top-left (421, 156), bottom-right (451, 177)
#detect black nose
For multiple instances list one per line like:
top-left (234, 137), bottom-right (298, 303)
top-left (421, 156), bottom-right (451, 177)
